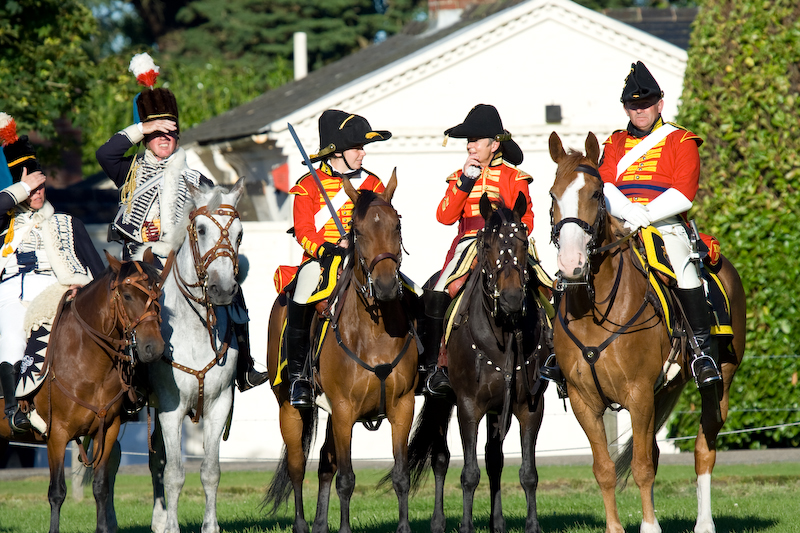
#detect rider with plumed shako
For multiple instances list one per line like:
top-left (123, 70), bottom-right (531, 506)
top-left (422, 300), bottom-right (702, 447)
top-left (541, 61), bottom-right (720, 390)
top-left (423, 104), bottom-right (535, 396)
top-left (0, 113), bottom-right (103, 432)
top-left (96, 53), bottom-right (268, 393)
top-left (283, 110), bottom-right (391, 408)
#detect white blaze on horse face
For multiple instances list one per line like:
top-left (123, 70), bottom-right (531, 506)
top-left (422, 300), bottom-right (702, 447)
top-left (555, 174), bottom-right (592, 279)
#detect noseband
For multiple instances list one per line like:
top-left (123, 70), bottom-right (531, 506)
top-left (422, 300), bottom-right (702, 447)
top-left (478, 209), bottom-right (528, 318)
top-left (351, 197), bottom-right (402, 299)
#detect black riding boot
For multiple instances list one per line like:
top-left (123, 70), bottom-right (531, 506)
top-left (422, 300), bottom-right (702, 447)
top-left (540, 354), bottom-right (568, 399)
top-left (1, 362), bottom-right (31, 433)
top-left (285, 300), bottom-right (315, 408)
top-left (422, 290), bottom-right (452, 397)
top-left (231, 289), bottom-right (268, 392)
top-left (676, 287), bottom-right (721, 389)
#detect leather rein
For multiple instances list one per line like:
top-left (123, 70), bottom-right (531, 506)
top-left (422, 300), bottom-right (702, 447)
top-left (50, 260), bottom-right (165, 468)
top-left (169, 203), bottom-right (240, 423)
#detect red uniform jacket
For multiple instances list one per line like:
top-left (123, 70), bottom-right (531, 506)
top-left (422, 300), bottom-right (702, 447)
top-left (291, 162), bottom-right (384, 262)
top-left (599, 119), bottom-right (703, 205)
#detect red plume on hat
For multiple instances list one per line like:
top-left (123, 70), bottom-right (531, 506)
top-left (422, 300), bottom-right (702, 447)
top-left (0, 113), bottom-right (19, 146)
top-left (129, 53), bottom-right (160, 89)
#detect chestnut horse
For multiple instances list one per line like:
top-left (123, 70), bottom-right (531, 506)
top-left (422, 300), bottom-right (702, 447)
top-left (548, 131), bottom-right (746, 533)
top-left (264, 171), bottom-right (420, 533)
top-left (407, 192), bottom-right (548, 533)
top-left (0, 253), bottom-right (164, 533)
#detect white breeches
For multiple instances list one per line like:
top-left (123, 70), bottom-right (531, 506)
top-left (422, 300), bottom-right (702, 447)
top-left (291, 261), bottom-right (323, 304)
top-left (653, 217), bottom-right (701, 289)
top-left (0, 273), bottom-right (58, 365)
top-left (434, 237), bottom-right (476, 292)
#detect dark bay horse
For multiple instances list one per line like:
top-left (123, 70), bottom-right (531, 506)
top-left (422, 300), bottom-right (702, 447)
top-left (265, 170), bottom-right (420, 533)
top-left (408, 192), bottom-right (548, 533)
top-left (548, 131), bottom-right (746, 533)
top-left (0, 252), bottom-right (164, 533)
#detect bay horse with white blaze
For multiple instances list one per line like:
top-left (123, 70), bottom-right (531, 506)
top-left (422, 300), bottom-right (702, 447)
top-left (264, 170), bottom-right (419, 533)
top-left (147, 180), bottom-right (245, 533)
top-left (0, 252), bottom-right (165, 533)
top-left (407, 192), bottom-right (548, 533)
top-left (548, 131), bottom-right (746, 533)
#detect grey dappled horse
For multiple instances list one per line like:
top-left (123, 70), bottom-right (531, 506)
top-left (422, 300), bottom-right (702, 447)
top-left (147, 180), bottom-right (245, 533)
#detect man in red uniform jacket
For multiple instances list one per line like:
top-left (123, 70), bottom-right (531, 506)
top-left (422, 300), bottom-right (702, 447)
top-left (424, 104), bottom-right (534, 396)
top-left (284, 110), bottom-right (391, 408)
top-left (542, 61), bottom-right (720, 391)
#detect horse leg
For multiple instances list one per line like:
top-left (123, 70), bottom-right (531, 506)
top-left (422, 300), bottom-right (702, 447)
top-left (485, 414), bottom-right (506, 533)
top-left (198, 392), bottom-right (231, 533)
top-left (430, 423), bottom-right (451, 533)
top-left (46, 430), bottom-right (69, 533)
top-left (313, 417), bottom-right (336, 533)
top-left (157, 409), bottom-right (186, 533)
top-left (149, 415), bottom-right (168, 533)
top-left (456, 398), bottom-right (482, 533)
top-left (92, 421), bottom-right (122, 533)
top-left (628, 394), bottom-right (661, 533)
top-left (389, 393), bottom-right (414, 533)
top-left (569, 394), bottom-right (623, 533)
top-left (516, 402), bottom-right (544, 533)
top-left (104, 440), bottom-right (121, 533)
top-left (279, 404), bottom-right (311, 533)
top-left (331, 410), bottom-right (357, 533)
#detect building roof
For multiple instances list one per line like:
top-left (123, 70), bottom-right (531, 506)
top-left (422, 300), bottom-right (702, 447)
top-left (603, 7), bottom-right (697, 51)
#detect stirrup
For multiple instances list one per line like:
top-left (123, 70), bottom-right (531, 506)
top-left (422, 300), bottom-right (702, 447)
top-left (289, 379), bottom-right (314, 409)
top-left (6, 406), bottom-right (32, 433)
top-left (691, 354), bottom-right (722, 389)
top-left (539, 354), bottom-right (568, 399)
top-left (424, 368), bottom-right (452, 397)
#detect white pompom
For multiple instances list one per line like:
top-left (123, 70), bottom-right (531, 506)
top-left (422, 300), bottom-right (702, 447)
top-left (128, 52), bottom-right (160, 77)
top-left (0, 112), bottom-right (11, 130)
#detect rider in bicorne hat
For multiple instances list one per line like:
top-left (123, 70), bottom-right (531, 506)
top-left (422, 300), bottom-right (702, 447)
top-left (96, 53), bottom-right (268, 392)
top-left (540, 61), bottom-right (721, 391)
top-left (422, 104), bottom-right (535, 397)
top-left (0, 113), bottom-right (104, 432)
top-left (282, 110), bottom-right (392, 408)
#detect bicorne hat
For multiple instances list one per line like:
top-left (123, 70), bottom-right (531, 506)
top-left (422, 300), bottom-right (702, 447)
top-left (0, 113), bottom-right (41, 183)
top-left (129, 53), bottom-right (180, 136)
top-left (308, 110), bottom-right (391, 163)
top-left (620, 61), bottom-right (664, 105)
top-left (444, 104), bottom-right (523, 165)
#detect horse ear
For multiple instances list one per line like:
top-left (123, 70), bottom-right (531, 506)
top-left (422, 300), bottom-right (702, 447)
top-left (185, 178), bottom-right (201, 201)
top-left (229, 176), bottom-right (246, 206)
top-left (585, 132), bottom-right (600, 166)
top-left (548, 131), bottom-right (566, 164)
top-left (343, 176), bottom-right (359, 204)
top-left (380, 168), bottom-right (397, 202)
top-left (143, 246), bottom-right (155, 265)
top-left (479, 193), bottom-right (493, 221)
top-left (513, 191), bottom-right (527, 221)
top-left (105, 250), bottom-right (122, 273)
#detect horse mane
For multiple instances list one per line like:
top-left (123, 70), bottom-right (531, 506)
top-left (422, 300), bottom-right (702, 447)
top-left (351, 189), bottom-right (380, 222)
top-left (118, 257), bottom-right (162, 286)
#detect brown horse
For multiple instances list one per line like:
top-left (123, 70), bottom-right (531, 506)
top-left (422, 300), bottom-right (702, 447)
top-left (548, 131), bottom-right (746, 533)
top-left (0, 252), bottom-right (165, 533)
top-left (264, 170), bottom-right (419, 533)
top-left (407, 192), bottom-right (548, 533)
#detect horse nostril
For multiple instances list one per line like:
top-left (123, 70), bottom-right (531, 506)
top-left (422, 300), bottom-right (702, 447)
top-left (571, 267), bottom-right (582, 276)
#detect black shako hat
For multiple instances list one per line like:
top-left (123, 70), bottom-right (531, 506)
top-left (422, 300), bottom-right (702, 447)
top-left (620, 61), bottom-right (664, 105)
top-left (308, 110), bottom-right (391, 163)
top-left (0, 113), bottom-right (41, 183)
top-left (444, 104), bottom-right (523, 165)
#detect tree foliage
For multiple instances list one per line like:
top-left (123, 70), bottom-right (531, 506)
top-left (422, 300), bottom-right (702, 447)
top-left (667, 0), bottom-right (800, 449)
top-left (0, 0), bottom-right (97, 165)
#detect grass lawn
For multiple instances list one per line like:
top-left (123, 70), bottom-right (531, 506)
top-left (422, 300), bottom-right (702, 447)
top-left (1, 461), bottom-right (799, 532)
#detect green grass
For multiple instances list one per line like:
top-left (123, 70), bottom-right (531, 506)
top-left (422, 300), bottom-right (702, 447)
top-left (1, 462), bottom-right (799, 532)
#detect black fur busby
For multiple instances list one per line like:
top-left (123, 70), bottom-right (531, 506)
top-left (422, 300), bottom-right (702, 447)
top-left (444, 104), bottom-right (523, 165)
top-left (620, 61), bottom-right (664, 105)
top-left (0, 113), bottom-right (41, 183)
top-left (129, 53), bottom-right (179, 134)
top-left (308, 110), bottom-right (391, 163)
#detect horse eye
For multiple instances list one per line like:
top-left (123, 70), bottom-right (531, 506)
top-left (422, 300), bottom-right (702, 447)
top-left (123, 293), bottom-right (133, 301)
top-left (198, 226), bottom-right (206, 236)
top-left (592, 189), bottom-right (603, 200)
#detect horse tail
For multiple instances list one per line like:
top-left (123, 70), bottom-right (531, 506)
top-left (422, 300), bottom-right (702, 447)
top-left (261, 406), bottom-right (318, 515)
top-left (378, 394), bottom-right (455, 493)
top-left (614, 384), bottom-right (684, 488)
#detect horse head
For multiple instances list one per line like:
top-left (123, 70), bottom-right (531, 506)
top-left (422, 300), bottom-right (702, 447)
top-left (344, 168), bottom-right (402, 302)
top-left (104, 250), bottom-right (165, 363)
top-left (548, 131), bottom-right (606, 282)
top-left (181, 179), bottom-right (245, 306)
top-left (477, 191), bottom-right (529, 318)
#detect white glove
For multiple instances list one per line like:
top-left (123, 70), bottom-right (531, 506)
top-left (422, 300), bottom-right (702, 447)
top-left (604, 182), bottom-right (650, 230)
top-left (646, 188), bottom-right (693, 224)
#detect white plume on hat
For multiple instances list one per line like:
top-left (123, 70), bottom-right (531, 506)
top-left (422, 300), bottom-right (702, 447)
top-left (129, 53), bottom-right (160, 88)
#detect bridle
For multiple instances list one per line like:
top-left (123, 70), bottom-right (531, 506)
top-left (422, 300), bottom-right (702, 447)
top-left (173, 203), bottom-right (240, 358)
top-left (477, 208), bottom-right (529, 319)
top-left (350, 197), bottom-right (403, 301)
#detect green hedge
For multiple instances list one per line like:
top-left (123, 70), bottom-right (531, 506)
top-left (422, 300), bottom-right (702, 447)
top-left (666, 0), bottom-right (800, 449)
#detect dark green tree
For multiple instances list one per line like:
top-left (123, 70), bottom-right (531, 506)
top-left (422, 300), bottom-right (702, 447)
top-left (667, 0), bottom-right (800, 449)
